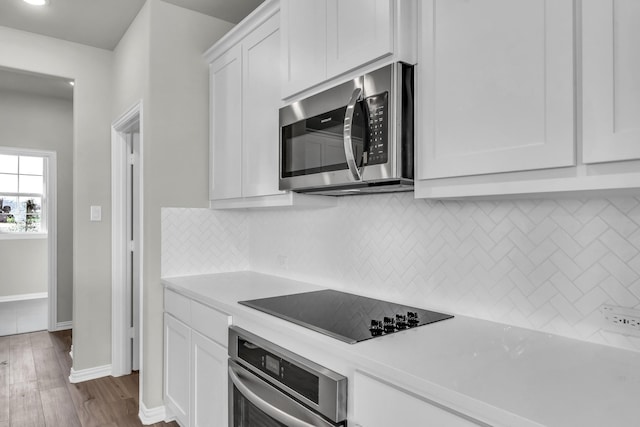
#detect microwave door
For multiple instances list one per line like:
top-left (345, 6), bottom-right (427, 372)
top-left (281, 104), bottom-right (366, 179)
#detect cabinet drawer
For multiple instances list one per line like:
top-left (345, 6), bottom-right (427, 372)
top-left (190, 301), bottom-right (231, 347)
top-left (165, 289), bottom-right (191, 324)
top-left (354, 371), bottom-right (481, 426)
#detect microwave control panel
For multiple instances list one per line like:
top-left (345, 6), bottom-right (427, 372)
top-left (365, 92), bottom-right (389, 166)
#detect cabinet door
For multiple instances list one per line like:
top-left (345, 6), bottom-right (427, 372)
top-left (242, 13), bottom-right (285, 198)
top-left (210, 45), bottom-right (243, 200)
top-left (353, 372), bottom-right (480, 427)
top-left (418, 0), bottom-right (575, 179)
top-left (164, 314), bottom-right (191, 426)
top-left (326, 0), bottom-right (394, 78)
top-left (582, 0), bottom-right (640, 163)
top-left (190, 331), bottom-right (228, 427)
top-left (281, 0), bottom-right (327, 97)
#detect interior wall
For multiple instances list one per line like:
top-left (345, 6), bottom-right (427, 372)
top-left (0, 239), bottom-right (47, 297)
top-left (0, 90), bottom-right (73, 321)
top-left (0, 26), bottom-right (114, 371)
top-left (113, 0), bottom-right (234, 409)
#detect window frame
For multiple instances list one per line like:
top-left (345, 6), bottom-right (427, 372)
top-left (0, 147), bottom-right (55, 240)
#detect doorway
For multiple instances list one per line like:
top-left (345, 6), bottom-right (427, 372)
top-left (0, 67), bottom-right (72, 337)
top-left (112, 102), bottom-right (143, 376)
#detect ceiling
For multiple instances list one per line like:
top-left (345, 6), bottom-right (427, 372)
top-left (0, 0), bottom-right (264, 51)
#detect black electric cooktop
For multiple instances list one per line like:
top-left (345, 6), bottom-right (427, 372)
top-left (239, 289), bottom-right (453, 344)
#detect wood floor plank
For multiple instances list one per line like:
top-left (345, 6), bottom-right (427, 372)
top-left (0, 336), bottom-right (9, 361)
top-left (32, 347), bottom-right (65, 390)
top-left (113, 373), bottom-right (139, 402)
top-left (40, 386), bottom-right (81, 427)
top-left (9, 381), bottom-right (44, 427)
top-left (0, 357), bottom-right (8, 424)
top-left (9, 335), bottom-right (36, 385)
top-left (28, 332), bottom-right (53, 350)
top-left (8, 335), bottom-right (30, 349)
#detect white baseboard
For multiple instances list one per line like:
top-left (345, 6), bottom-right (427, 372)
top-left (68, 364), bottom-right (112, 383)
top-left (139, 401), bottom-right (169, 425)
top-left (0, 292), bottom-right (48, 303)
top-left (55, 320), bottom-right (72, 331)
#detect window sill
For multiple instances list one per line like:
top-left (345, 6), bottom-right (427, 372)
top-left (0, 232), bottom-right (48, 240)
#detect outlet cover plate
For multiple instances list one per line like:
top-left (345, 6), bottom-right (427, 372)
top-left (600, 305), bottom-right (640, 337)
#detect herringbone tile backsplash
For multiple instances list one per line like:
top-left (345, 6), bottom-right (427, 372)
top-left (162, 194), bottom-right (640, 352)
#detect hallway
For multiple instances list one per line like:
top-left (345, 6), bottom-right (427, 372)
top-left (0, 330), bottom-right (178, 427)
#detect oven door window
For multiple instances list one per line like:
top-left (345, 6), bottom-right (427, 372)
top-left (233, 385), bottom-right (286, 427)
top-left (281, 103), bottom-right (366, 178)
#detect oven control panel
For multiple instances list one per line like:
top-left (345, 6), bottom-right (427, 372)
top-left (237, 337), bottom-right (320, 404)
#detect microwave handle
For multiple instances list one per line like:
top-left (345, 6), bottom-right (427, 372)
top-left (343, 87), bottom-right (363, 182)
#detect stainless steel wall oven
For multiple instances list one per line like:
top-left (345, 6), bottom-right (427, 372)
top-left (228, 326), bottom-right (347, 427)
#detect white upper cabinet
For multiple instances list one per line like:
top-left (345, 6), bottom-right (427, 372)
top-left (210, 45), bottom-right (243, 200)
top-left (281, 0), bottom-right (415, 99)
top-left (206, 2), bottom-right (336, 209)
top-left (281, 0), bottom-right (327, 97)
top-left (582, 0), bottom-right (640, 164)
top-left (207, 6), bottom-right (283, 202)
top-left (242, 13), bottom-right (284, 199)
top-left (418, 0), bottom-right (575, 180)
top-left (325, 0), bottom-right (393, 78)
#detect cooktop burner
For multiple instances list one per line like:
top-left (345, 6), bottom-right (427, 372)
top-left (239, 289), bottom-right (453, 344)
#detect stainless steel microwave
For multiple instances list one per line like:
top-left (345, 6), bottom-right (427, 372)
top-left (279, 62), bottom-right (414, 196)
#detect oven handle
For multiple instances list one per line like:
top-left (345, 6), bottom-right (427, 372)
top-left (228, 364), bottom-right (317, 427)
top-left (343, 87), bottom-right (364, 182)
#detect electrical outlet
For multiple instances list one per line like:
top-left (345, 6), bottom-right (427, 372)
top-left (277, 255), bottom-right (289, 270)
top-left (600, 305), bottom-right (640, 337)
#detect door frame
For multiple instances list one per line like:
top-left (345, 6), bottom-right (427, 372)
top-left (111, 101), bottom-right (144, 377)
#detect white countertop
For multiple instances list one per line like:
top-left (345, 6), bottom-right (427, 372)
top-left (162, 271), bottom-right (640, 427)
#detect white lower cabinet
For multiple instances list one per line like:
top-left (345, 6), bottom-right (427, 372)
top-left (191, 331), bottom-right (228, 427)
top-left (164, 290), bottom-right (231, 427)
top-left (164, 314), bottom-right (191, 427)
top-left (353, 371), bottom-right (481, 427)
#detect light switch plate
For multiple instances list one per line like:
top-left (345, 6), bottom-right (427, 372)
top-left (90, 205), bottom-right (102, 222)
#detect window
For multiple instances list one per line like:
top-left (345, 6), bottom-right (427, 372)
top-left (0, 153), bottom-right (45, 234)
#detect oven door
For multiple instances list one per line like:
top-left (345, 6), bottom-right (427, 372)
top-left (228, 360), bottom-right (341, 427)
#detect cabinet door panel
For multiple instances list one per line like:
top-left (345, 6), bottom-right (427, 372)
top-left (582, 0), bottom-right (640, 163)
top-left (326, 0), bottom-right (393, 78)
top-left (210, 46), bottom-right (242, 200)
top-left (164, 314), bottom-right (190, 426)
top-left (418, 0), bottom-right (574, 179)
top-left (191, 331), bottom-right (228, 427)
top-left (242, 13), bottom-right (285, 198)
top-left (281, 0), bottom-right (327, 97)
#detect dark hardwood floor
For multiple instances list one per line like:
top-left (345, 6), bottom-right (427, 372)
top-left (0, 330), bottom-right (178, 427)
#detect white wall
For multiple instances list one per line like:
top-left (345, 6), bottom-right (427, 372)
top-left (0, 238), bottom-right (47, 296)
top-left (0, 90), bottom-right (73, 321)
top-left (113, 0), bottom-right (234, 409)
top-left (162, 194), bottom-right (640, 353)
top-left (0, 25), bottom-right (114, 370)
